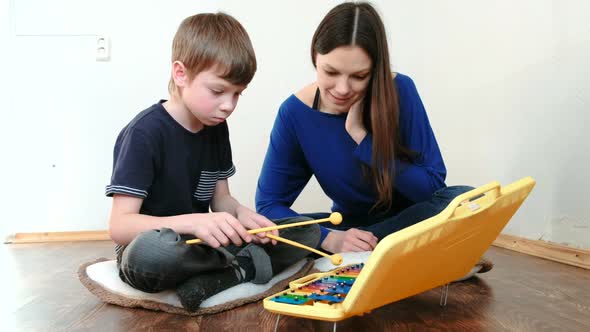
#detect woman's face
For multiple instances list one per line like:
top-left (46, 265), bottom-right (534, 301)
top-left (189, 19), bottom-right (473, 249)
top-left (315, 46), bottom-right (372, 114)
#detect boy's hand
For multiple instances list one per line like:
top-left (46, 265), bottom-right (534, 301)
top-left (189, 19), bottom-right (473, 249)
top-left (345, 98), bottom-right (367, 144)
top-left (192, 212), bottom-right (252, 248)
top-left (321, 228), bottom-right (378, 253)
top-left (236, 205), bottom-right (279, 245)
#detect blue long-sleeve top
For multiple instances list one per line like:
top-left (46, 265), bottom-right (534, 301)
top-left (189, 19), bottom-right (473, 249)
top-left (256, 73), bottom-right (446, 228)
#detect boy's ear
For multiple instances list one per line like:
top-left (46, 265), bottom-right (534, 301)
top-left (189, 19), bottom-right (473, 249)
top-left (172, 61), bottom-right (188, 87)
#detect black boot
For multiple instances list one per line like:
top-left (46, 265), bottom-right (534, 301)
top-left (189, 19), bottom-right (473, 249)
top-left (176, 266), bottom-right (243, 312)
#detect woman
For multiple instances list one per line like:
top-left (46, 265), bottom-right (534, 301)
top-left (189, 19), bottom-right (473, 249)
top-left (256, 2), bottom-right (476, 256)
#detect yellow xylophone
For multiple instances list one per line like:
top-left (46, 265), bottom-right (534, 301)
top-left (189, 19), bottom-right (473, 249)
top-left (264, 177), bottom-right (536, 323)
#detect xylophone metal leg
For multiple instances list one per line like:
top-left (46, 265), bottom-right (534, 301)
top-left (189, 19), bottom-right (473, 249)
top-left (439, 283), bottom-right (450, 307)
top-left (273, 314), bottom-right (281, 332)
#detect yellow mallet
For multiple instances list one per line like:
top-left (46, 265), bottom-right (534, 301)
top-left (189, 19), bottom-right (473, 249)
top-left (265, 233), bottom-right (343, 265)
top-left (185, 212), bottom-right (343, 245)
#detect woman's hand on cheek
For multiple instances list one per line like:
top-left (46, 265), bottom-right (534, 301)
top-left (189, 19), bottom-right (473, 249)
top-left (345, 98), bottom-right (367, 144)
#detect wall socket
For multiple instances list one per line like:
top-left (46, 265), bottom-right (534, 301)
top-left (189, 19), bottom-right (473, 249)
top-left (96, 35), bottom-right (110, 61)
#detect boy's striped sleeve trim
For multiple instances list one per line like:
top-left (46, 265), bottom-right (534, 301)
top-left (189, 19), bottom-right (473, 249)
top-left (105, 185), bottom-right (148, 198)
top-left (219, 164), bottom-right (236, 179)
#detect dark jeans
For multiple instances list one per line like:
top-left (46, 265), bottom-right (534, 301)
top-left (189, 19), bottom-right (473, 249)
top-left (304, 186), bottom-right (474, 241)
top-left (117, 216), bottom-right (320, 293)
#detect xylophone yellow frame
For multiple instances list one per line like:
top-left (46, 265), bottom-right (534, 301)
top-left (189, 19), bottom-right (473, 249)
top-left (263, 177), bottom-right (536, 324)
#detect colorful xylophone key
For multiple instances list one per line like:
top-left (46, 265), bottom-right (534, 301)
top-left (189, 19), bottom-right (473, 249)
top-left (270, 263), bottom-right (364, 306)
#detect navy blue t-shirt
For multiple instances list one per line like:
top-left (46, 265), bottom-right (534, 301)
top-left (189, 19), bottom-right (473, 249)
top-left (106, 101), bottom-right (235, 216)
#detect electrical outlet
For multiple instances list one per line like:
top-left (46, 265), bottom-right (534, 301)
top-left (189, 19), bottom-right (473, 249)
top-left (96, 35), bottom-right (110, 61)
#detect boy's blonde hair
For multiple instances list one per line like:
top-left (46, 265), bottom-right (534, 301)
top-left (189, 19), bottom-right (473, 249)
top-left (168, 13), bottom-right (257, 97)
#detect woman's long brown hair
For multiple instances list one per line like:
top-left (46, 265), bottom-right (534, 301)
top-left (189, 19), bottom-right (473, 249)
top-left (311, 2), bottom-right (414, 212)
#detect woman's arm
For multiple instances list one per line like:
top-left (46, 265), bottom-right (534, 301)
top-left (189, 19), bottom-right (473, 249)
top-left (256, 103), bottom-right (313, 218)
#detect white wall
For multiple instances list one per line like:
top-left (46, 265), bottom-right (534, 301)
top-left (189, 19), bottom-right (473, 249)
top-left (2, 0), bottom-right (589, 249)
top-left (1, 0), bottom-right (14, 238)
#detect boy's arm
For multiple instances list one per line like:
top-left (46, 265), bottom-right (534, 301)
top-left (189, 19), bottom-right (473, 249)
top-left (108, 194), bottom-right (252, 247)
top-left (210, 179), bottom-right (240, 216)
top-left (108, 194), bottom-right (195, 245)
top-left (211, 179), bottom-right (278, 244)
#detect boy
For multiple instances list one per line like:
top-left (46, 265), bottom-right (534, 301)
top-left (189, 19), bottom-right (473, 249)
top-left (106, 13), bottom-right (319, 311)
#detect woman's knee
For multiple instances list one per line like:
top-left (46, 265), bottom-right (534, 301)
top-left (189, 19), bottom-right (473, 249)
top-left (433, 185), bottom-right (475, 201)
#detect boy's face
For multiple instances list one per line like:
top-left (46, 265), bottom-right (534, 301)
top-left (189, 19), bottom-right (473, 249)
top-left (181, 66), bottom-right (247, 126)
